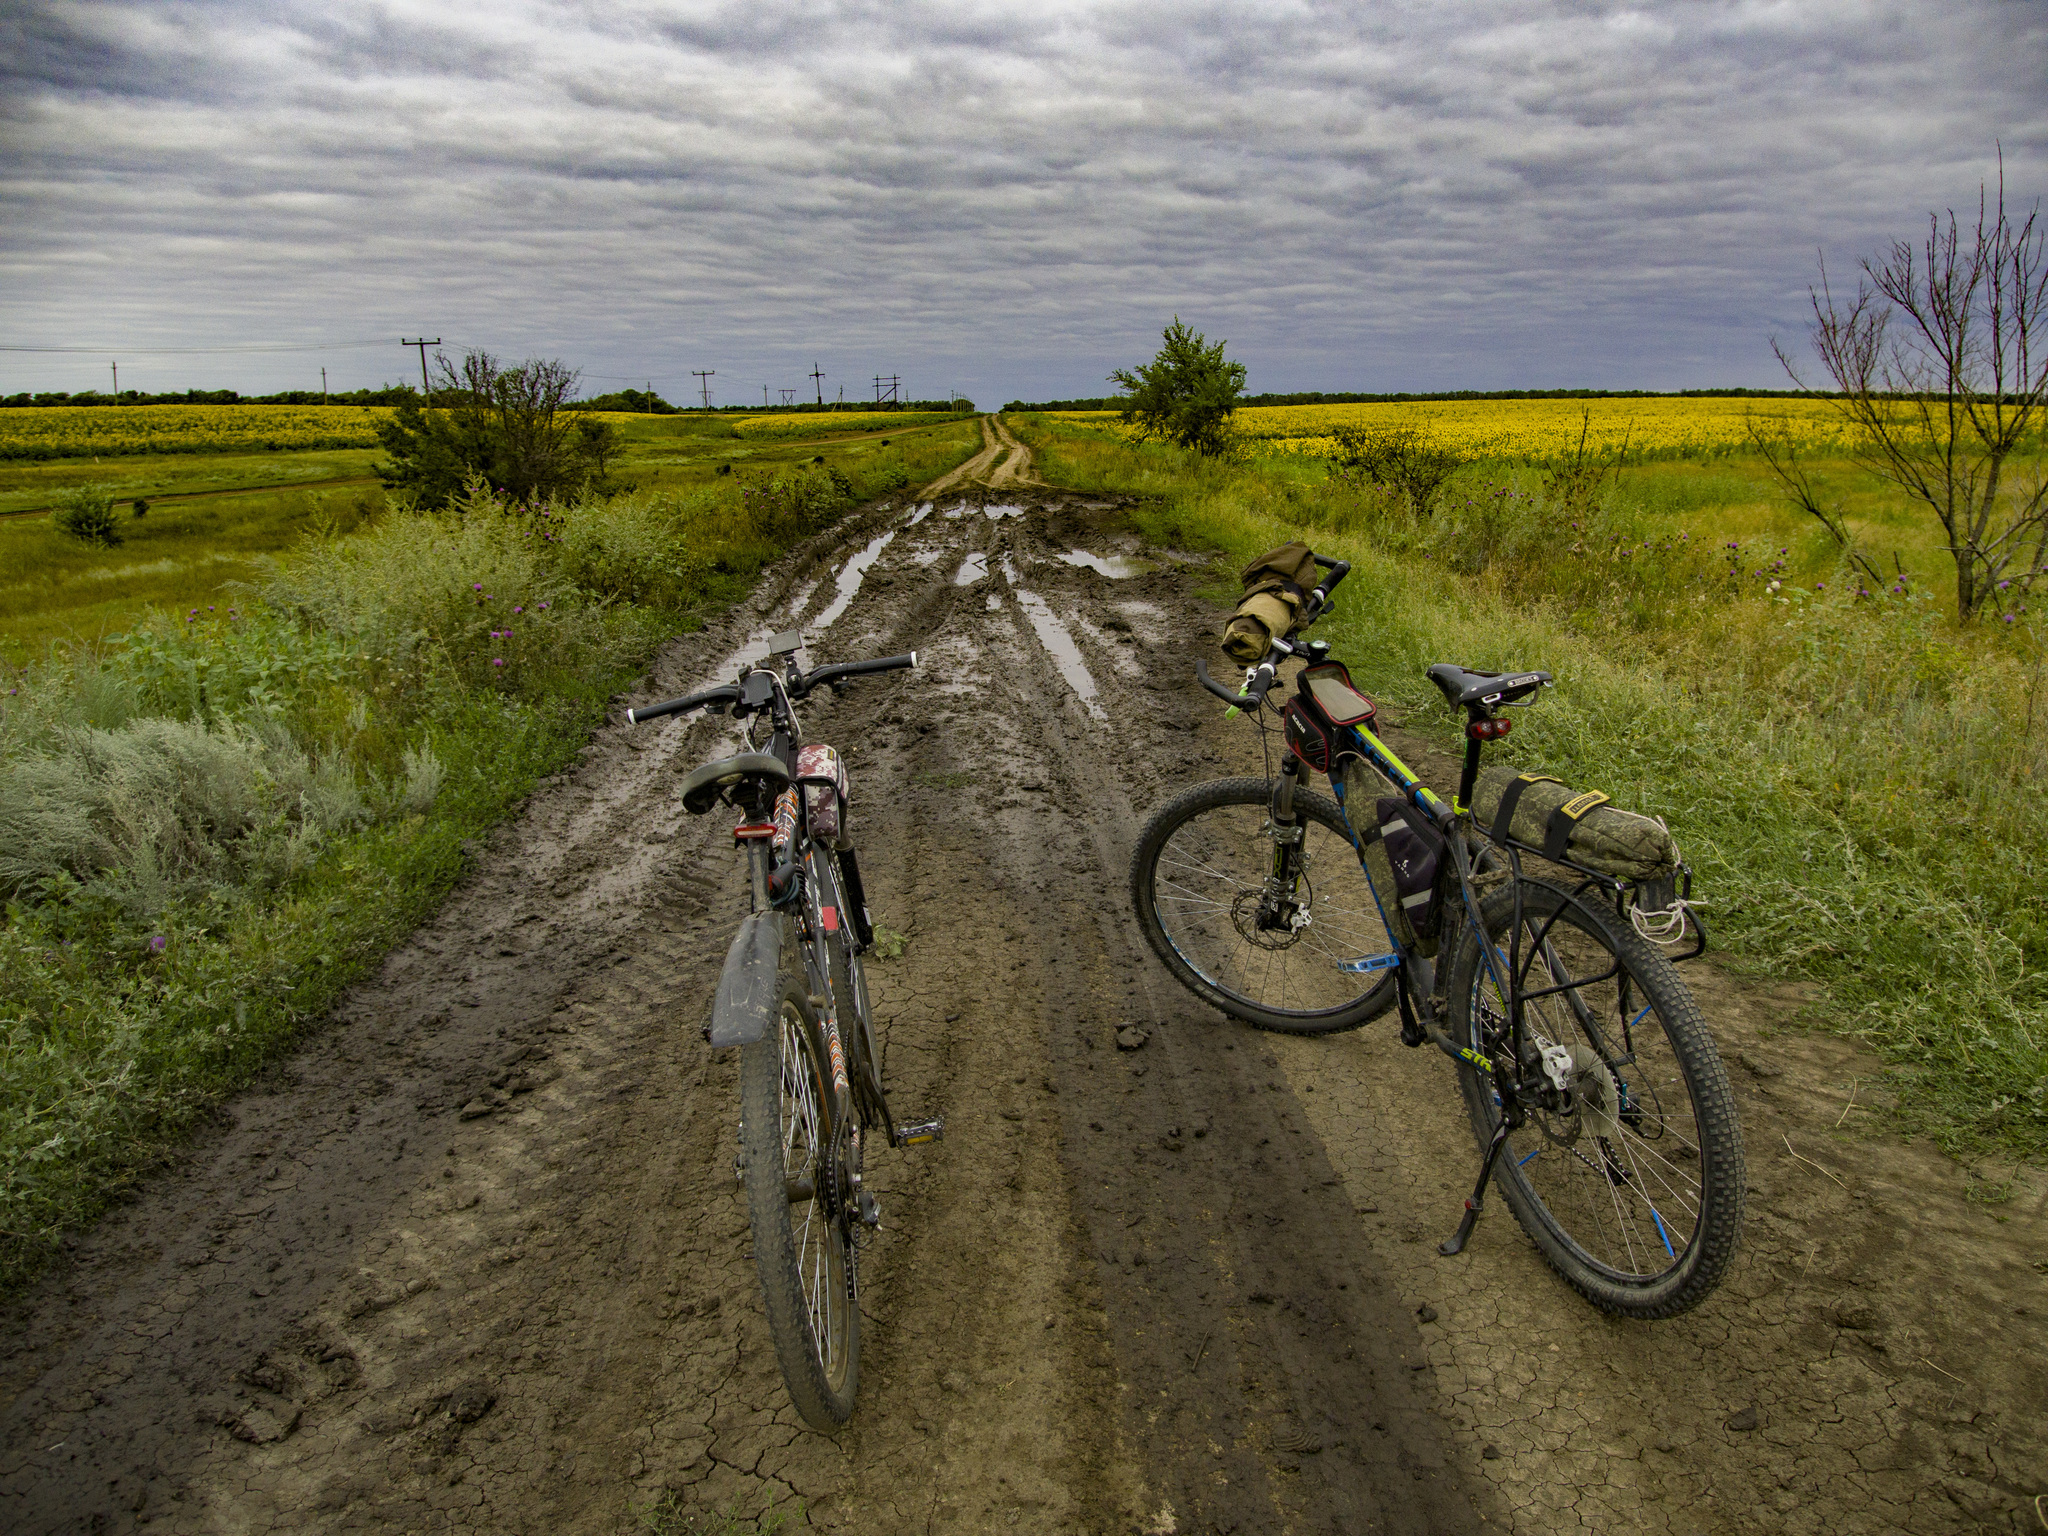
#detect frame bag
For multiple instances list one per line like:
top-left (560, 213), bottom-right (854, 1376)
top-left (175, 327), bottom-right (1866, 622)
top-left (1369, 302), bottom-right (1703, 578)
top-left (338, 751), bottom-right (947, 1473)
top-left (1337, 759), bottom-right (1447, 958)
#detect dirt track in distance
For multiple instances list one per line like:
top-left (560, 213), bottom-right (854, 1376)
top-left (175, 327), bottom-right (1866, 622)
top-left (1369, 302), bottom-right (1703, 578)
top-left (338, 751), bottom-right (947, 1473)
top-left (1, 427), bottom-right (2042, 1534)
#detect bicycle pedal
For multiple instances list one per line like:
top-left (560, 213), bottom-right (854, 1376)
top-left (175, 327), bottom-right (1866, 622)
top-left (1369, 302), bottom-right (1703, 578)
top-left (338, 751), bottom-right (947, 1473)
top-left (895, 1119), bottom-right (944, 1147)
top-left (855, 1190), bottom-right (881, 1228)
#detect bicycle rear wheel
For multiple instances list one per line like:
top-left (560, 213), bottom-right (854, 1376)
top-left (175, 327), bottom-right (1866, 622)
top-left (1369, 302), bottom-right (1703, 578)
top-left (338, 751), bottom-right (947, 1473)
top-left (1445, 881), bottom-right (1744, 1318)
top-left (1131, 777), bottom-right (1398, 1034)
top-left (739, 961), bottom-right (860, 1428)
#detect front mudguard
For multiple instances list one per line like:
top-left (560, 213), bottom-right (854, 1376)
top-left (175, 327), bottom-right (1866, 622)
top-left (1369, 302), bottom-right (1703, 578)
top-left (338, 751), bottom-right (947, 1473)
top-left (707, 911), bottom-right (794, 1047)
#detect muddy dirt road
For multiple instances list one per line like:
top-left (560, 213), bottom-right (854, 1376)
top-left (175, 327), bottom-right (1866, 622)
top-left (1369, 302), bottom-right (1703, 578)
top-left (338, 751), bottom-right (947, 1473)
top-left (3, 435), bottom-right (2043, 1534)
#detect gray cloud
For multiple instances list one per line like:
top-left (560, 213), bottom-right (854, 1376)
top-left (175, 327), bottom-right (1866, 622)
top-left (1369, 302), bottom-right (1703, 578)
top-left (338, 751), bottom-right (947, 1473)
top-left (2, 0), bottom-right (2042, 403)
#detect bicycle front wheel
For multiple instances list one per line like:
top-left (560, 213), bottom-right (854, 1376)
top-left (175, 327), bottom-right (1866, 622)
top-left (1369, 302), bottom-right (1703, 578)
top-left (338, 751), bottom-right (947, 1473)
top-left (739, 964), bottom-right (860, 1429)
top-left (1130, 776), bottom-right (1399, 1034)
top-left (1445, 881), bottom-right (1745, 1318)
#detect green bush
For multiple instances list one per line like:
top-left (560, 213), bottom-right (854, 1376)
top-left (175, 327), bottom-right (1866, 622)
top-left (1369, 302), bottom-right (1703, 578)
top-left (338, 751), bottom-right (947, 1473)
top-left (50, 482), bottom-right (122, 546)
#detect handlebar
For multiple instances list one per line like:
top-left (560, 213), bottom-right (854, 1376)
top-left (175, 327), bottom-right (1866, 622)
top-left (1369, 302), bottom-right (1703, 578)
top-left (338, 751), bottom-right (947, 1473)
top-left (801, 652), bottom-right (918, 694)
top-left (626, 650), bottom-right (918, 726)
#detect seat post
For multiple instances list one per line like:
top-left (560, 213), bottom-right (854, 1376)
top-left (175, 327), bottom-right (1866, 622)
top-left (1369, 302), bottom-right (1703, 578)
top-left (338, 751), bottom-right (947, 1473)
top-left (1458, 715), bottom-right (1484, 812)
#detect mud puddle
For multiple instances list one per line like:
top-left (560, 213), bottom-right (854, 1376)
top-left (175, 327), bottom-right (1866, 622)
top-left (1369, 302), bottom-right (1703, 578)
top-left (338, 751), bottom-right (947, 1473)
top-left (2, 450), bottom-right (2040, 1536)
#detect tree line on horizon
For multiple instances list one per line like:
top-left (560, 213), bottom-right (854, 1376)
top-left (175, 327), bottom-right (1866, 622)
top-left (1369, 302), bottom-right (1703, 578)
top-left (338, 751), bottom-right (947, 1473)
top-left (1003, 385), bottom-right (1818, 412)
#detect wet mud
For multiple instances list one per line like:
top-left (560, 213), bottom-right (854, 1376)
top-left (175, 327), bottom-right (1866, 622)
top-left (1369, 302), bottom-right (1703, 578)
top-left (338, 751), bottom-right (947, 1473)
top-left (1, 433), bottom-right (2042, 1534)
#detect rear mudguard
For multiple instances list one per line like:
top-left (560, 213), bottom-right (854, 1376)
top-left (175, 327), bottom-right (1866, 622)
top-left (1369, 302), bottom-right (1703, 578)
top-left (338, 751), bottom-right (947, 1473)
top-left (708, 911), bottom-right (793, 1047)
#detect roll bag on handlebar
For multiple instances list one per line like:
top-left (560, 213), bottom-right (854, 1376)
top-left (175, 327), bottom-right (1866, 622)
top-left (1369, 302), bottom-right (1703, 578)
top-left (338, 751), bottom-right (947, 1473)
top-left (1221, 541), bottom-right (1319, 662)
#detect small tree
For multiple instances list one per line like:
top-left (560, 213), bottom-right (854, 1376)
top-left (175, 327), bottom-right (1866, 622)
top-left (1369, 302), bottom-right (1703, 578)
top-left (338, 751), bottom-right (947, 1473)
top-left (376, 350), bottom-right (589, 508)
top-left (1109, 318), bottom-right (1247, 456)
top-left (1772, 159), bottom-right (2048, 621)
top-left (51, 483), bottom-right (122, 547)
top-left (571, 417), bottom-right (622, 481)
top-left (1328, 424), bottom-right (1464, 518)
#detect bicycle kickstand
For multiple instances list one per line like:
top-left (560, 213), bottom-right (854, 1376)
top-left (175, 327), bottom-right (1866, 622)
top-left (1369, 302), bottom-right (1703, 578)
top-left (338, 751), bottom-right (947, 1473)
top-left (1440, 1112), bottom-right (1516, 1257)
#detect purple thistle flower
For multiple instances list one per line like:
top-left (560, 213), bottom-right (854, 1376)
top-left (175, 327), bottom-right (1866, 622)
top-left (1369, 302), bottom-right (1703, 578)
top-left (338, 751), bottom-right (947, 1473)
top-left (493, 657), bottom-right (505, 667)
top-left (149, 935), bottom-right (167, 953)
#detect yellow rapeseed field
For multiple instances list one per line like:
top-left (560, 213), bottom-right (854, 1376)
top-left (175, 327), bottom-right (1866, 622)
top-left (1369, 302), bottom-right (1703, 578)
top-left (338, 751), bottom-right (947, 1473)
top-left (0, 405), bottom-right (389, 461)
top-left (1053, 397), bottom-right (1849, 461)
top-left (731, 410), bottom-right (967, 440)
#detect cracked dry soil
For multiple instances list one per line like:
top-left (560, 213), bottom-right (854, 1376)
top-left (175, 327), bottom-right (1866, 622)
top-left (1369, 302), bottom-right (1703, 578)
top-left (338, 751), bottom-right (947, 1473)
top-left (3, 450), bottom-right (2044, 1535)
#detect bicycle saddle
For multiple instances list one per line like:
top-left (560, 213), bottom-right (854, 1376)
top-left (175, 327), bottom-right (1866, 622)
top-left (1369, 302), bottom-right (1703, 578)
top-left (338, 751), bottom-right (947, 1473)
top-left (1427, 663), bottom-right (1552, 709)
top-left (680, 752), bottom-right (790, 815)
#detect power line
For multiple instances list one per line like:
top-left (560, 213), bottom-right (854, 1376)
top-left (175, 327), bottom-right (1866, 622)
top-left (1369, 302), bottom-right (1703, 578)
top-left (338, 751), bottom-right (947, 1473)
top-left (691, 369), bottom-right (715, 410)
top-left (0, 339), bottom-right (400, 355)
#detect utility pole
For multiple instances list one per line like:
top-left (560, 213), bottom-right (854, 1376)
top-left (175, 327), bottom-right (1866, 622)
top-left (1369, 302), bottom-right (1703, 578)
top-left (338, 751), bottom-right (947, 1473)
top-left (809, 362), bottom-right (825, 405)
top-left (763, 384), bottom-right (771, 408)
top-left (873, 375), bottom-right (900, 407)
top-left (692, 369), bottom-right (715, 411)
top-left (321, 367), bottom-right (328, 403)
top-left (110, 360), bottom-right (118, 401)
top-left (402, 338), bottom-right (440, 400)
top-left (780, 388), bottom-right (796, 407)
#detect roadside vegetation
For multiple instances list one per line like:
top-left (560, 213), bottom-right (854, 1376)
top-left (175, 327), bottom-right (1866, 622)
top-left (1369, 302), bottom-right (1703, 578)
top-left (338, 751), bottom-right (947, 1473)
top-left (1009, 408), bottom-right (2047, 1162)
top-left (0, 400), bottom-right (977, 664)
top-left (0, 407), bottom-right (982, 1292)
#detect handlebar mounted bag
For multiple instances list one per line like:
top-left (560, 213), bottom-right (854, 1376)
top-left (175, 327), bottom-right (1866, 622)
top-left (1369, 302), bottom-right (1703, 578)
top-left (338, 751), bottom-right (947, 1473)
top-left (1472, 766), bottom-right (1679, 882)
top-left (1221, 541), bottom-right (1319, 662)
top-left (1282, 665), bottom-right (1375, 773)
top-left (797, 743), bottom-right (851, 850)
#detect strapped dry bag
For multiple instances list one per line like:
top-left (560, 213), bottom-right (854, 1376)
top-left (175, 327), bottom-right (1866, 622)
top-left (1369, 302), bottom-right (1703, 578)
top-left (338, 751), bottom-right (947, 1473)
top-left (1471, 765), bottom-right (1679, 882)
top-left (1221, 541), bottom-right (1319, 662)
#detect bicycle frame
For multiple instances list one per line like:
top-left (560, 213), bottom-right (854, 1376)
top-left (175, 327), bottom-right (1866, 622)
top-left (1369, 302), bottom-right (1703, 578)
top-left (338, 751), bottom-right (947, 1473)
top-left (1252, 678), bottom-right (1679, 1257)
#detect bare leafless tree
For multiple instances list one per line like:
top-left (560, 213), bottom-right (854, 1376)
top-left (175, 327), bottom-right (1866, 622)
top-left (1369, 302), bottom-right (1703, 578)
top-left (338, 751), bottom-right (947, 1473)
top-left (1771, 158), bottom-right (2048, 621)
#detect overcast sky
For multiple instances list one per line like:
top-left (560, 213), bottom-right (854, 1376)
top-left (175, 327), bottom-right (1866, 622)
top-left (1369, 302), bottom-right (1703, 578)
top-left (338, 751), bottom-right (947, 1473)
top-left (3, 0), bottom-right (2043, 405)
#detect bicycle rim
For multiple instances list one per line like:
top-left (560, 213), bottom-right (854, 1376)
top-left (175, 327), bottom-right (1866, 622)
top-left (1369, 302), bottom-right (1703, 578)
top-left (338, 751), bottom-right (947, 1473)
top-left (1456, 885), bottom-right (1742, 1314)
top-left (782, 1004), bottom-right (854, 1390)
top-left (1135, 778), bottom-right (1398, 1031)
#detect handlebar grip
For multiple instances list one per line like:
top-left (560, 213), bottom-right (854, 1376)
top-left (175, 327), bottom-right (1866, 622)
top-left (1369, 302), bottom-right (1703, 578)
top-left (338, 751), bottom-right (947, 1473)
top-left (1196, 658), bottom-right (1268, 707)
top-left (625, 684), bottom-right (740, 725)
top-left (800, 652), bottom-right (918, 695)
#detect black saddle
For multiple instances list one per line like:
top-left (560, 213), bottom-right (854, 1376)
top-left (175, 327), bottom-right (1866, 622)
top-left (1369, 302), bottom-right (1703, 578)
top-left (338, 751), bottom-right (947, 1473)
top-left (1427, 664), bottom-right (1551, 710)
top-left (680, 752), bottom-right (790, 815)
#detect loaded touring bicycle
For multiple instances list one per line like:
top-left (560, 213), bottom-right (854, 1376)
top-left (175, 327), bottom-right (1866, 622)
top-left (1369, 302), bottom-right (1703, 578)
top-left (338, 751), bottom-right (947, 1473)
top-left (1131, 545), bottom-right (1745, 1318)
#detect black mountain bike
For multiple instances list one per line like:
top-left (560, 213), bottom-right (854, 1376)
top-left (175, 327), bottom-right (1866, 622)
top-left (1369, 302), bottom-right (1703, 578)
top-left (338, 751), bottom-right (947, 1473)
top-left (629, 632), bottom-right (941, 1429)
top-left (1130, 557), bottom-right (1744, 1318)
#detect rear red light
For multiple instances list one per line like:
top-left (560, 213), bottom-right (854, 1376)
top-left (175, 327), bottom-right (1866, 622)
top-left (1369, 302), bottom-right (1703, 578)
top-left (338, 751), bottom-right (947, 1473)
top-left (1466, 718), bottom-right (1513, 741)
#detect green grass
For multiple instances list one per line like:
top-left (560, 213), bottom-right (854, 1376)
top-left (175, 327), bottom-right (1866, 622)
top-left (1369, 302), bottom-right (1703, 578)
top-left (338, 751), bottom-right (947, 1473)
top-left (0, 425), bottom-right (984, 1295)
top-left (1009, 412), bottom-right (2048, 1161)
